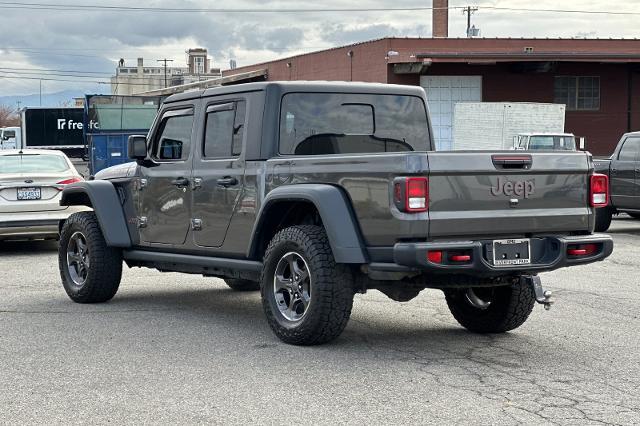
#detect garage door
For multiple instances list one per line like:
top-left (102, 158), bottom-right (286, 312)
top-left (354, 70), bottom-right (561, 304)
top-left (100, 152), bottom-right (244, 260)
top-left (420, 76), bottom-right (482, 150)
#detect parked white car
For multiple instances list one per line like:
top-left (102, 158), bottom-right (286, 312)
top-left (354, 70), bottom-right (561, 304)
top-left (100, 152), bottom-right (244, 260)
top-left (0, 149), bottom-right (89, 241)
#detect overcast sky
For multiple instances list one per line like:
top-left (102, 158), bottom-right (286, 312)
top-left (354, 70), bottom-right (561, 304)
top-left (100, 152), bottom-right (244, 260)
top-left (0, 0), bottom-right (638, 96)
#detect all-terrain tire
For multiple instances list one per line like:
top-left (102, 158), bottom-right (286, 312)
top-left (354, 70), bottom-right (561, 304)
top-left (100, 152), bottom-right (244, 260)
top-left (59, 212), bottom-right (123, 303)
top-left (594, 207), bottom-right (613, 232)
top-left (261, 225), bottom-right (355, 346)
top-left (224, 278), bottom-right (260, 291)
top-left (445, 281), bottom-right (536, 333)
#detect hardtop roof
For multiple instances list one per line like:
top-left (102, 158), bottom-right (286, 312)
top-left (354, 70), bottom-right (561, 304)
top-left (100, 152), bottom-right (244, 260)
top-left (164, 81), bottom-right (426, 103)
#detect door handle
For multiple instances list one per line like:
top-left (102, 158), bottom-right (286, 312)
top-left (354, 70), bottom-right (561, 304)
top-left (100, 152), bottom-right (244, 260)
top-left (216, 177), bottom-right (238, 187)
top-left (635, 168), bottom-right (640, 173)
top-left (170, 177), bottom-right (189, 187)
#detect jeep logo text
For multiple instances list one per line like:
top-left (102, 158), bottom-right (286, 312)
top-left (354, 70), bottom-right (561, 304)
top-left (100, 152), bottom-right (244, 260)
top-left (490, 177), bottom-right (535, 198)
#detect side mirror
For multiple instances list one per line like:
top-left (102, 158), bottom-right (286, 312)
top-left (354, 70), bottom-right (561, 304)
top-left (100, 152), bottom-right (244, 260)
top-left (128, 135), bottom-right (148, 161)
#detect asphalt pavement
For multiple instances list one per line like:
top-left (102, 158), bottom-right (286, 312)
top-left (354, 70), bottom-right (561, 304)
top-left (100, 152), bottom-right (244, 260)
top-left (1, 217), bottom-right (639, 424)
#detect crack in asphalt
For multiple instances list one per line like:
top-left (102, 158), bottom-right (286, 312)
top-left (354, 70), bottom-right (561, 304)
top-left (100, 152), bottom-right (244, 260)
top-left (348, 311), bottom-right (639, 425)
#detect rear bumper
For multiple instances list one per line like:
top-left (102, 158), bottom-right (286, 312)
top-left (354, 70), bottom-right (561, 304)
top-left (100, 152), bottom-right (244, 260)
top-left (0, 222), bottom-right (60, 240)
top-left (0, 207), bottom-right (89, 240)
top-left (371, 234), bottom-right (613, 276)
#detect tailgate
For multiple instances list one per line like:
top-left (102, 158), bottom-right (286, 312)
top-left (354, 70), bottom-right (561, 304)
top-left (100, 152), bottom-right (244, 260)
top-left (427, 151), bottom-right (592, 239)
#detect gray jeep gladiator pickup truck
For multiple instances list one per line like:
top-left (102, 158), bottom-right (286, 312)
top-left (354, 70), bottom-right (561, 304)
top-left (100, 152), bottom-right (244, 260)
top-left (594, 131), bottom-right (640, 231)
top-left (57, 82), bottom-right (613, 345)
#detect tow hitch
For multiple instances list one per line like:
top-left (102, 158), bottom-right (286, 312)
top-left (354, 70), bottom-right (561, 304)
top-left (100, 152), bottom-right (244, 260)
top-left (522, 275), bottom-right (553, 310)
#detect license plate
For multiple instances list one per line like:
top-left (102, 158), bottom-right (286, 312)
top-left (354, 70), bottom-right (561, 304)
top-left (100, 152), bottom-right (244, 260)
top-left (493, 238), bottom-right (531, 266)
top-left (17, 187), bottom-right (41, 200)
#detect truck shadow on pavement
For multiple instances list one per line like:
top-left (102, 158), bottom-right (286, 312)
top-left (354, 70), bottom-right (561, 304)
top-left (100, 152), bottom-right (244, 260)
top-left (103, 285), bottom-right (533, 356)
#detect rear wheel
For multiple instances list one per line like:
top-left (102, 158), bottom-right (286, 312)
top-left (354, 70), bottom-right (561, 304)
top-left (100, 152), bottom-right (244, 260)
top-left (594, 207), bottom-right (613, 232)
top-left (59, 212), bottom-right (122, 303)
top-left (261, 225), bottom-right (355, 345)
top-left (445, 281), bottom-right (535, 333)
top-left (224, 278), bottom-right (260, 291)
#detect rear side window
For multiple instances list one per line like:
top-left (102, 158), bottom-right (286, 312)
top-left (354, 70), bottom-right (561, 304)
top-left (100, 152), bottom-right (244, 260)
top-left (528, 136), bottom-right (576, 151)
top-left (279, 93), bottom-right (430, 155)
top-left (618, 137), bottom-right (640, 161)
top-left (153, 113), bottom-right (194, 161)
top-left (203, 101), bottom-right (246, 158)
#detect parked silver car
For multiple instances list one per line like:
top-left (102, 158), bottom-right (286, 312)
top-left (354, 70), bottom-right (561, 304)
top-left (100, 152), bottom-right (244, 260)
top-left (0, 149), bottom-right (88, 241)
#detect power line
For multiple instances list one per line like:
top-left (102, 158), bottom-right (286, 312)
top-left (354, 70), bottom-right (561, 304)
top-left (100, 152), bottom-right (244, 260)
top-left (0, 2), bottom-right (457, 13)
top-left (0, 2), bottom-right (637, 16)
top-left (0, 74), bottom-right (148, 86)
top-left (0, 66), bottom-right (112, 75)
top-left (484, 6), bottom-right (640, 16)
top-left (0, 70), bottom-right (159, 82)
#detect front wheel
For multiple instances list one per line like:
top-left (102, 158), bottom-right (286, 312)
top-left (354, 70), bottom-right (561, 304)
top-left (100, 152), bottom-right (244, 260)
top-left (59, 212), bottom-right (123, 303)
top-left (261, 225), bottom-right (355, 345)
top-left (444, 281), bottom-right (535, 333)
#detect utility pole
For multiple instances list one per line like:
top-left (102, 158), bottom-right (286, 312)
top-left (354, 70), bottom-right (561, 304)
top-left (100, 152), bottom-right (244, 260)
top-left (157, 58), bottom-right (174, 88)
top-left (39, 79), bottom-right (42, 106)
top-left (16, 100), bottom-right (21, 110)
top-left (463, 6), bottom-right (478, 37)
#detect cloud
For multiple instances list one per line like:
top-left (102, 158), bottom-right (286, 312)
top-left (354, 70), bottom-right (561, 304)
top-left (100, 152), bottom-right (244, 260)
top-left (320, 23), bottom-right (430, 45)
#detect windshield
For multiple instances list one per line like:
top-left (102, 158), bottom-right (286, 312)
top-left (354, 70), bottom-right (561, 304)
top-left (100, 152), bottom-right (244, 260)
top-left (279, 93), bottom-right (430, 155)
top-left (0, 154), bottom-right (70, 173)
top-left (528, 136), bottom-right (576, 151)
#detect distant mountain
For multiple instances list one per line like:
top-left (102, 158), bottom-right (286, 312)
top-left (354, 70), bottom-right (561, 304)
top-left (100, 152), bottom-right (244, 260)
top-left (0, 89), bottom-right (107, 109)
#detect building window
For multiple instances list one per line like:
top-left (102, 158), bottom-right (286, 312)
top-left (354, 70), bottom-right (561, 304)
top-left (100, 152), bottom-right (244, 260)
top-left (194, 56), bottom-right (205, 74)
top-left (554, 76), bottom-right (600, 111)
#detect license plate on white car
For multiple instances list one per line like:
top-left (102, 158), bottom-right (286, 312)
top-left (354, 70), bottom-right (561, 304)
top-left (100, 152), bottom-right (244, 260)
top-left (17, 187), bottom-right (41, 200)
top-left (493, 238), bottom-right (531, 266)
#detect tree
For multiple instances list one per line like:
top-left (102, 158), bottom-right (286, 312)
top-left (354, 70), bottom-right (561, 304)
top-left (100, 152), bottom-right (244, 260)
top-left (0, 105), bottom-right (20, 127)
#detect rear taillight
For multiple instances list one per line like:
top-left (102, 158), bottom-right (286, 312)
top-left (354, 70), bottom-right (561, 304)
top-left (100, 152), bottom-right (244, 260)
top-left (567, 243), bottom-right (598, 257)
top-left (56, 177), bottom-right (83, 185)
top-left (393, 177), bottom-right (428, 213)
top-left (590, 173), bottom-right (609, 208)
top-left (427, 251), bottom-right (443, 263)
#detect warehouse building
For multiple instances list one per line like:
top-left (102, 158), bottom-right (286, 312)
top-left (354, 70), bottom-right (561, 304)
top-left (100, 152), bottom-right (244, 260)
top-left (223, 8), bottom-right (640, 155)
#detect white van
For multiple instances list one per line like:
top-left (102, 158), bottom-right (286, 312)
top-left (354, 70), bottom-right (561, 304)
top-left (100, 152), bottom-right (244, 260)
top-left (0, 127), bottom-right (22, 150)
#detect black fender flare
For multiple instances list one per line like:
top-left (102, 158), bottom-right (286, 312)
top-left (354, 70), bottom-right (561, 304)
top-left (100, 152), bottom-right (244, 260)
top-left (60, 181), bottom-right (132, 248)
top-left (250, 184), bottom-right (368, 263)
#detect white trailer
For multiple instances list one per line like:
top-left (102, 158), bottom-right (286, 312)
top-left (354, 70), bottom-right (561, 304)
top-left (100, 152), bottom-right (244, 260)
top-left (452, 102), bottom-right (566, 150)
